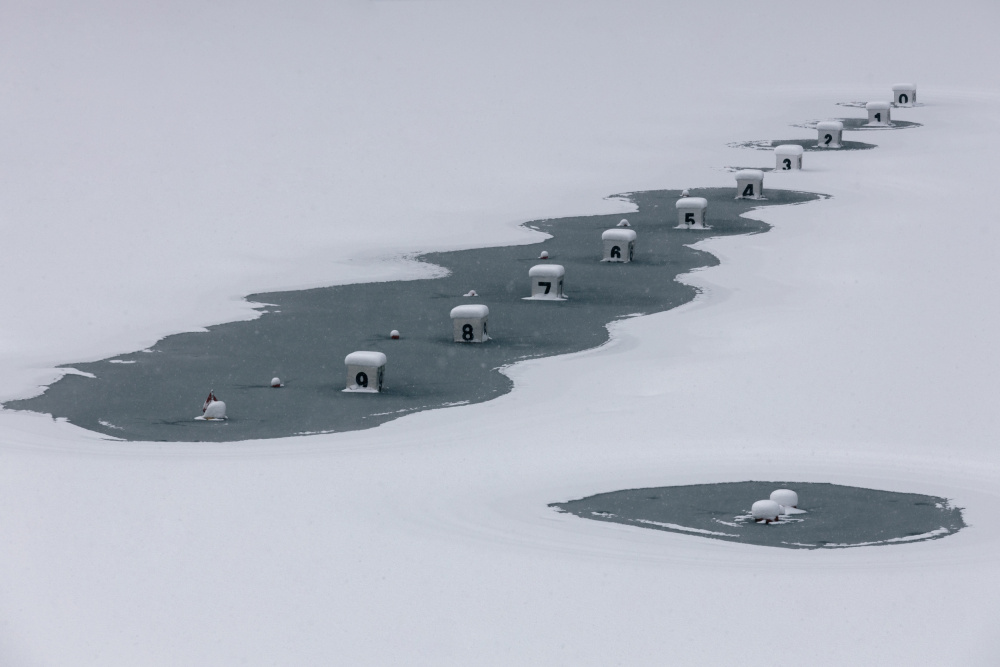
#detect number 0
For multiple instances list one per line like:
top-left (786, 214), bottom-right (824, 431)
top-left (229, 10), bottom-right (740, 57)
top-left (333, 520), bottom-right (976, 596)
top-left (899, 93), bottom-right (908, 104)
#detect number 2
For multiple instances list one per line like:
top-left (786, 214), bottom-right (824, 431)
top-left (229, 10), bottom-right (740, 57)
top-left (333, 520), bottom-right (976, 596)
top-left (824, 133), bottom-right (832, 146)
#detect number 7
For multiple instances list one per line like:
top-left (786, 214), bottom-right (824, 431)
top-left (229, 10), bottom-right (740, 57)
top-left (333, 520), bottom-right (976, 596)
top-left (539, 281), bottom-right (551, 294)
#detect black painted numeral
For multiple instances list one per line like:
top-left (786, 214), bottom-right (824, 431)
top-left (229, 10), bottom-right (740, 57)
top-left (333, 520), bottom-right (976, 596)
top-left (610, 245), bottom-right (621, 259)
top-left (628, 245), bottom-right (633, 261)
top-left (899, 93), bottom-right (908, 104)
top-left (874, 112), bottom-right (881, 122)
top-left (685, 212), bottom-right (694, 225)
top-left (742, 183), bottom-right (754, 197)
top-left (782, 158), bottom-right (791, 170)
top-left (356, 371), bottom-right (368, 388)
top-left (539, 281), bottom-right (551, 294)
top-left (824, 133), bottom-right (832, 146)
top-left (462, 323), bottom-right (474, 341)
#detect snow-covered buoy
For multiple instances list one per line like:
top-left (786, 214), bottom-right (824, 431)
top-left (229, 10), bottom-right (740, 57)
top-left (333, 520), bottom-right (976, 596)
top-left (450, 304), bottom-right (489, 343)
top-left (601, 228), bottom-right (636, 262)
top-left (539, 250), bottom-right (549, 259)
top-left (344, 351), bottom-right (386, 393)
top-left (527, 264), bottom-right (565, 299)
top-left (866, 101), bottom-right (891, 126)
top-left (390, 330), bottom-right (400, 340)
top-left (203, 400), bottom-right (227, 419)
top-left (675, 197), bottom-right (708, 229)
top-left (892, 83), bottom-right (916, 107)
top-left (735, 170), bottom-right (764, 199)
top-left (775, 144), bottom-right (804, 170)
top-left (463, 290), bottom-right (478, 297)
top-left (680, 189), bottom-right (690, 197)
top-left (617, 218), bottom-right (630, 228)
top-left (751, 499), bottom-right (782, 523)
top-left (770, 489), bottom-right (798, 509)
top-left (270, 377), bottom-right (281, 388)
top-left (817, 120), bottom-right (844, 148)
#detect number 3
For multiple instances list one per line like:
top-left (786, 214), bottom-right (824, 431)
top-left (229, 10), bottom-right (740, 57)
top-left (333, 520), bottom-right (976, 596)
top-left (782, 158), bottom-right (791, 170)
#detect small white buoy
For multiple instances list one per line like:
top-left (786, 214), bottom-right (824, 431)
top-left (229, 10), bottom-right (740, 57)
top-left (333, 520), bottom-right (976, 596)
top-left (527, 264), bottom-right (566, 299)
top-left (774, 144), bottom-right (804, 170)
top-left (675, 197), bottom-right (708, 229)
top-left (463, 290), bottom-right (478, 297)
top-left (751, 499), bottom-right (782, 523)
top-left (270, 377), bottom-right (281, 388)
top-left (450, 304), bottom-right (489, 343)
top-left (390, 329), bottom-right (400, 340)
top-left (735, 170), bottom-right (764, 199)
top-left (866, 101), bottom-right (891, 126)
top-left (601, 228), bottom-right (637, 262)
top-left (539, 250), bottom-right (549, 259)
top-left (617, 219), bottom-right (630, 228)
top-left (816, 120), bottom-right (844, 148)
top-left (203, 400), bottom-right (227, 420)
top-left (770, 489), bottom-right (798, 509)
top-left (344, 351), bottom-right (386, 393)
top-left (681, 189), bottom-right (690, 197)
top-left (892, 83), bottom-right (916, 107)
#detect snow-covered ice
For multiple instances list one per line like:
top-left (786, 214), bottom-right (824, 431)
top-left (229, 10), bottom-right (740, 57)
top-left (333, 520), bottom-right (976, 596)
top-left (1, 0), bottom-right (1000, 665)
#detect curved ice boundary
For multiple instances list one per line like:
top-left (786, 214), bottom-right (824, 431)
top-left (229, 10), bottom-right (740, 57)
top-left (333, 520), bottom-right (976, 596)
top-left (551, 481), bottom-right (966, 549)
top-left (6, 188), bottom-right (824, 442)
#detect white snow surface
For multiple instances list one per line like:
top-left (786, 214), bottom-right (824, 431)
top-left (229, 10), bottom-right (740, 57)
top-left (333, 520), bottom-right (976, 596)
top-left (866, 101), bottom-right (892, 110)
top-left (344, 351), bottom-right (387, 368)
top-left (601, 229), bottom-right (637, 242)
top-left (449, 304), bottom-right (489, 319)
top-left (2, 1), bottom-right (1000, 665)
top-left (735, 169), bottom-right (765, 180)
top-left (528, 263), bottom-right (566, 278)
top-left (816, 120), bottom-right (845, 130)
top-left (893, 83), bottom-right (917, 90)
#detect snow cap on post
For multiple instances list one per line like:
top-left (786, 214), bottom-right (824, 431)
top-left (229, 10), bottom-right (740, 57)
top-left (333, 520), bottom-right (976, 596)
top-left (735, 170), bottom-right (764, 199)
top-left (751, 499), bottom-right (782, 522)
top-left (450, 304), bottom-right (490, 343)
top-left (817, 120), bottom-right (844, 148)
top-left (770, 489), bottom-right (799, 508)
top-left (344, 351), bottom-right (387, 367)
top-left (450, 304), bottom-right (489, 319)
top-left (528, 263), bottom-right (566, 299)
top-left (892, 83), bottom-right (916, 106)
top-left (344, 351), bottom-right (386, 393)
top-left (775, 144), bottom-right (804, 170)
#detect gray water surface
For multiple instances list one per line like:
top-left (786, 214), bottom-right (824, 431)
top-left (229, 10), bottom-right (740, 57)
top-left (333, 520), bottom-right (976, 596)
top-left (551, 481), bottom-right (965, 549)
top-left (7, 188), bottom-right (822, 442)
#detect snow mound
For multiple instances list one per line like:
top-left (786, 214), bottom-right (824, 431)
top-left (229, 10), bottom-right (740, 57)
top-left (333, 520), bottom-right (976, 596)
top-left (450, 304), bottom-right (489, 319)
top-left (528, 264), bottom-right (565, 278)
top-left (601, 229), bottom-right (637, 242)
top-left (344, 351), bottom-right (387, 367)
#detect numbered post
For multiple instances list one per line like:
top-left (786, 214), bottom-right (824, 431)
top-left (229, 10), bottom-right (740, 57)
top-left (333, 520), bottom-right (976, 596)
top-left (816, 121), bottom-right (844, 148)
top-left (774, 144), bottom-right (804, 170)
top-left (675, 197), bottom-right (708, 229)
top-left (866, 101), bottom-right (891, 126)
top-left (892, 83), bottom-right (917, 107)
top-left (734, 170), bottom-right (764, 200)
top-left (528, 264), bottom-right (565, 299)
top-left (344, 351), bottom-right (386, 393)
top-left (450, 304), bottom-right (489, 343)
top-left (601, 229), bottom-right (637, 262)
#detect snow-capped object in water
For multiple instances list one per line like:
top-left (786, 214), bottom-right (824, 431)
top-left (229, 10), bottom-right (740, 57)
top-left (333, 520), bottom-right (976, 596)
top-left (449, 304), bottom-right (489, 319)
top-left (344, 351), bottom-right (387, 367)
top-left (751, 499), bottom-right (781, 522)
top-left (866, 101), bottom-right (891, 125)
top-left (735, 170), bottom-right (764, 199)
top-left (675, 197), bottom-right (709, 229)
top-left (390, 329), bottom-right (400, 339)
top-left (816, 120), bottom-right (844, 148)
top-left (892, 83), bottom-right (916, 106)
top-left (203, 400), bottom-right (227, 420)
top-left (681, 189), bottom-right (690, 197)
top-left (270, 377), bottom-right (281, 388)
top-left (539, 250), bottom-right (549, 259)
top-left (463, 290), bottom-right (478, 297)
top-left (601, 229), bottom-right (637, 243)
top-left (527, 263), bottom-right (566, 300)
top-left (770, 488), bottom-right (798, 508)
top-left (775, 144), bottom-right (804, 170)
top-left (616, 218), bottom-right (630, 227)
top-left (601, 228), bottom-right (637, 263)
